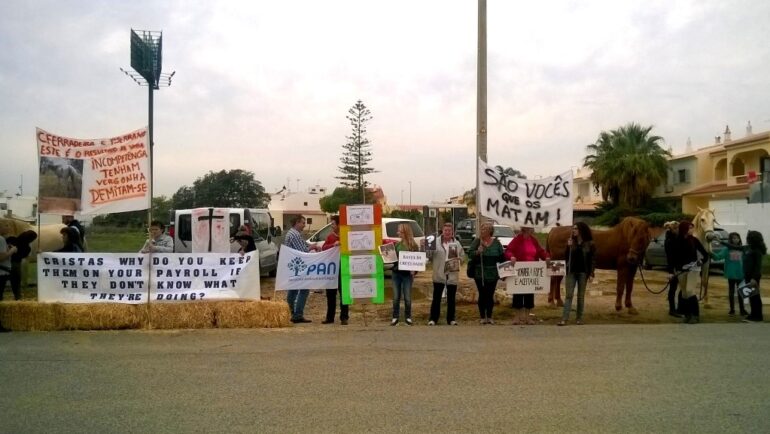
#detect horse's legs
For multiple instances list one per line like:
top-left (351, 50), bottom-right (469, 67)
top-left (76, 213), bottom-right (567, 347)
top-left (549, 276), bottom-right (563, 306)
top-left (701, 263), bottom-right (712, 308)
top-left (625, 265), bottom-right (638, 315)
top-left (615, 269), bottom-right (625, 311)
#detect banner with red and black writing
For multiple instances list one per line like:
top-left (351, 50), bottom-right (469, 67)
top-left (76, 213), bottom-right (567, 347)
top-left (37, 252), bottom-right (260, 304)
top-left (37, 127), bottom-right (150, 215)
top-left (478, 158), bottom-right (573, 230)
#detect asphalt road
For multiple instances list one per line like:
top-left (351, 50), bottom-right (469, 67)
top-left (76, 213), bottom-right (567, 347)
top-left (1, 324), bottom-right (768, 433)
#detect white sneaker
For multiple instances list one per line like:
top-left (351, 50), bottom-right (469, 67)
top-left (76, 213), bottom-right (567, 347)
top-left (390, 318), bottom-right (398, 326)
top-left (405, 318), bottom-right (413, 326)
top-left (488, 319), bottom-right (495, 325)
top-left (428, 320), bottom-right (436, 326)
top-left (449, 320), bottom-right (458, 326)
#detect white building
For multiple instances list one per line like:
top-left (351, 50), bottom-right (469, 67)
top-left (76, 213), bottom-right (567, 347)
top-left (268, 185), bottom-right (329, 232)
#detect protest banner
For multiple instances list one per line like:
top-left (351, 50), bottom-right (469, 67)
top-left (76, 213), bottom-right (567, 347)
top-left (478, 158), bottom-right (573, 230)
top-left (151, 252), bottom-right (260, 301)
top-left (275, 246), bottom-right (340, 290)
top-left (37, 127), bottom-right (150, 215)
top-left (503, 261), bottom-right (549, 295)
top-left (37, 252), bottom-right (261, 303)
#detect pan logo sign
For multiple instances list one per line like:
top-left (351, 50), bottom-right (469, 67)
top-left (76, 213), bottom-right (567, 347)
top-left (287, 256), bottom-right (337, 277)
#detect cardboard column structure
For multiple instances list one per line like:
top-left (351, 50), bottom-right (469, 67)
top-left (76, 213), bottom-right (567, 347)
top-left (339, 204), bottom-right (385, 324)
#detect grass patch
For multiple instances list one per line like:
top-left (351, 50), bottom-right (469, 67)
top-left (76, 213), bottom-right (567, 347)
top-left (86, 226), bottom-right (147, 252)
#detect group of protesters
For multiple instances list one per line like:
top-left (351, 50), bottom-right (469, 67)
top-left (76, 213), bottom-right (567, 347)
top-left (299, 217), bottom-right (766, 327)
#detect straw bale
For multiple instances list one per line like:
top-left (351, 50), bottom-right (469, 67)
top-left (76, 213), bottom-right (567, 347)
top-left (214, 300), bottom-right (291, 328)
top-left (0, 301), bottom-right (59, 331)
top-left (148, 302), bottom-right (216, 329)
top-left (58, 303), bottom-right (142, 330)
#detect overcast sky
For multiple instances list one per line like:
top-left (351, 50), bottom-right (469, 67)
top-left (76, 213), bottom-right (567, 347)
top-left (2, 0), bottom-right (769, 205)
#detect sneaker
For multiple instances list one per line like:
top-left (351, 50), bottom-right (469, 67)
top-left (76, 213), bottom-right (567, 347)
top-left (427, 320), bottom-right (436, 326)
top-left (390, 318), bottom-right (398, 326)
top-left (449, 320), bottom-right (458, 326)
top-left (340, 319), bottom-right (348, 325)
top-left (405, 318), bottom-right (413, 326)
top-left (479, 319), bottom-right (486, 325)
top-left (487, 319), bottom-right (495, 325)
top-left (668, 311), bottom-right (683, 318)
top-left (321, 319), bottom-right (334, 324)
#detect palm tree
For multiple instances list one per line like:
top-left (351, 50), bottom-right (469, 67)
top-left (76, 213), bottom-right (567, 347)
top-left (584, 123), bottom-right (671, 209)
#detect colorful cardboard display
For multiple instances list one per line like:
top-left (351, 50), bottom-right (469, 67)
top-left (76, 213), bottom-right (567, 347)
top-left (339, 204), bottom-right (385, 305)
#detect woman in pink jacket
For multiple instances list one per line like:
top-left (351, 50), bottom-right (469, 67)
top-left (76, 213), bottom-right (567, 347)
top-left (504, 226), bottom-right (549, 325)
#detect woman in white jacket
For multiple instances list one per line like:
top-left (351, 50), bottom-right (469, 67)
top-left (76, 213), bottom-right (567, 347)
top-left (428, 222), bottom-right (464, 325)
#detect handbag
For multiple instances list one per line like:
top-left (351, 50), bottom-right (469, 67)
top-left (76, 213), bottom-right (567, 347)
top-left (466, 255), bottom-right (477, 278)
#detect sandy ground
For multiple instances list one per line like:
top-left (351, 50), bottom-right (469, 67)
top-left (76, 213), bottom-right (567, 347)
top-left (261, 266), bottom-right (763, 326)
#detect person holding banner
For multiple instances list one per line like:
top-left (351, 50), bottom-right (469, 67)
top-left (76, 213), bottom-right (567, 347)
top-left (504, 226), bottom-right (550, 325)
top-left (322, 216), bottom-right (348, 325)
top-left (429, 222), bottom-right (464, 326)
top-left (56, 226), bottom-right (84, 253)
top-left (669, 221), bottom-right (709, 324)
top-left (283, 216), bottom-right (317, 323)
top-left (391, 223), bottom-right (420, 326)
top-left (557, 222), bottom-right (595, 326)
top-left (140, 221), bottom-right (174, 253)
top-left (468, 222), bottom-right (506, 325)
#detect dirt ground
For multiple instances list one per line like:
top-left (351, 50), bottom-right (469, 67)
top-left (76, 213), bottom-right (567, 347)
top-left (262, 266), bottom-right (763, 326)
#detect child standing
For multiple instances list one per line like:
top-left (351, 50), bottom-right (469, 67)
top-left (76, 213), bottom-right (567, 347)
top-left (712, 232), bottom-right (747, 316)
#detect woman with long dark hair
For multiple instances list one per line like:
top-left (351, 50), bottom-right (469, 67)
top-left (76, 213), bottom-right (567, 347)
top-left (742, 230), bottom-right (766, 322)
top-left (557, 222), bottom-right (595, 326)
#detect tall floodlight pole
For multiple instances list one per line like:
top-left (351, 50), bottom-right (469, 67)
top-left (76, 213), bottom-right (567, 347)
top-left (120, 29), bottom-right (175, 231)
top-left (476, 0), bottom-right (487, 237)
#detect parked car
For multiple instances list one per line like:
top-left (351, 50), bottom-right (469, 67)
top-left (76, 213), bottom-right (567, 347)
top-left (307, 217), bottom-right (425, 269)
top-left (172, 208), bottom-right (279, 277)
top-left (644, 227), bottom-right (728, 273)
top-left (455, 219), bottom-right (516, 251)
top-left (493, 224), bottom-right (515, 248)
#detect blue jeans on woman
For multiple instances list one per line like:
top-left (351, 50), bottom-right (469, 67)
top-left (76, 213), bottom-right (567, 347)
top-left (562, 272), bottom-right (588, 321)
top-left (286, 289), bottom-right (309, 321)
top-left (392, 272), bottom-right (414, 320)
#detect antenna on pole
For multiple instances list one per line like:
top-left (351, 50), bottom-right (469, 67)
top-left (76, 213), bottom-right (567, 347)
top-left (122, 28), bottom-right (174, 316)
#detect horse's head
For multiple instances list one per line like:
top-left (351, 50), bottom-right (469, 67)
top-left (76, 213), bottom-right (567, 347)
top-left (693, 207), bottom-right (718, 244)
top-left (622, 217), bottom-right (651, 265)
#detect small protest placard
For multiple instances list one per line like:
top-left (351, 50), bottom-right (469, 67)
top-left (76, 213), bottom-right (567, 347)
top-left (379, 243), bottom-right (397, 263)
top-left (497, 261), bottom-right (516, 278)
top-left (445, 258), bottom-right (460, 272)
top-left (546, 260), bottom-right (566, 276)
top-left (398, 251), bottom-right (426, 272)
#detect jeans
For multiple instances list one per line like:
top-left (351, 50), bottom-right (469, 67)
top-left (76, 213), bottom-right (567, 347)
top-left (727, 279), bottom-right (747, 314)
top-left (392, 272), bottom-right (414, 320)
top-left (474, 278), bottom-right (496, 319)
top-left (430, 281), bottom-right (457, 323)
top-left (325, 287), bottom-right (349, 322)
top-left (562, 272), bottom-right (587, 321)
top-left (0, 275), bottom-right (9, 301)
top-left (286, 289), bottom-right (309, 320)
top-left (667, 274), bottom-right (679, 313)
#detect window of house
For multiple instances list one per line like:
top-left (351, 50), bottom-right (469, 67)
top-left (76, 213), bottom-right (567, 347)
top-left (303, 202), bottom-right (308, 206)
top-left (677, 169), bottom-right (688, 184)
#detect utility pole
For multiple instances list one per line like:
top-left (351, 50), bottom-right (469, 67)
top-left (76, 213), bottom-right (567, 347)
top-left (476, 0), bottom-right (487, 237)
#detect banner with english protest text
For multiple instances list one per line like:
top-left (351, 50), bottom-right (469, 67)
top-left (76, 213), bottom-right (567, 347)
top-left (478, 158), bottom-right (573, 230)
top-left (37, 127), bottom-right (150, 215)
top-left (37, 252), bottom-right (260, 303)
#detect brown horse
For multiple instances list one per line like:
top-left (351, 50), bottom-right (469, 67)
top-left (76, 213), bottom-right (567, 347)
top-left (547, 217), bottom-right (651, 314)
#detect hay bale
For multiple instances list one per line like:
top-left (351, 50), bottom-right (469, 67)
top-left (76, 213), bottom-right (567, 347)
top-left (148, 302), bottom-right (216, 329)
top-left (0, 301), bottom-right (59, 331)
top-left (214, 300), bottom-right (291, 328)
top-left (59, 303), bottom-right (143, 330)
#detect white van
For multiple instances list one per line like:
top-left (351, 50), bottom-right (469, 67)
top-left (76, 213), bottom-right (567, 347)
top-left (307, 217), bottom-right (425, 269)
top-left (171, 208), bottom-right (279, 276)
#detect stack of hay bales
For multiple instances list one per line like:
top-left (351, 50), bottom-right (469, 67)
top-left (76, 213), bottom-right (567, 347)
top-left (0, 300), bottom-right (290, 331)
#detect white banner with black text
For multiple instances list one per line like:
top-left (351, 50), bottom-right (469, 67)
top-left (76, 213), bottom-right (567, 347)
top-left (478, 158), bottom-right (573, 230)
top-left (37, 252), bottom-right (260, 303)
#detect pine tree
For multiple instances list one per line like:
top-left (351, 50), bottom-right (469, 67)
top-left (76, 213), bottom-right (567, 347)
top-left (337, 100), bottom-right (376, 202)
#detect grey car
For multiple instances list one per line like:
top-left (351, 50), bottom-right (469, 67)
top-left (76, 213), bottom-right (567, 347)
top-left (644, 228), bottom-right (728, 272)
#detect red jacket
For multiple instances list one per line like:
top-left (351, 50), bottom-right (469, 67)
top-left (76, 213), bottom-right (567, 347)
top-left (322, 231), bottom-right (340, 251)
top-left (504, 235), bottom-right (549, 262)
